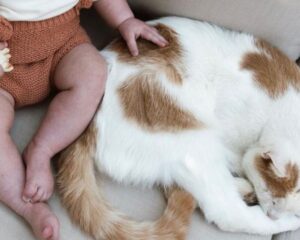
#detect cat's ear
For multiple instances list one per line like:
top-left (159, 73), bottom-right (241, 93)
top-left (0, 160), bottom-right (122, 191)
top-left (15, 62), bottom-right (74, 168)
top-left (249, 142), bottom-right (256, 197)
top-left (261, 151), bottom-right (287, 177)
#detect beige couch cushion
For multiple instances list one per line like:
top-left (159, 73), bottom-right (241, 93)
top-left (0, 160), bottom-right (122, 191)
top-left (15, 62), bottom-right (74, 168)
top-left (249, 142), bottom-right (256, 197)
top-left (82, 1), bottom-right (300, 60)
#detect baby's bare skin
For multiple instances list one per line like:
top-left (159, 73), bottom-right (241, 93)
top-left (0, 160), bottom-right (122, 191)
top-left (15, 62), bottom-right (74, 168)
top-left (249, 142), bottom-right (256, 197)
top-left (22, 0), bottom-right (168, 205)
top-left (22, 43), bottom-right (107, 206)
top-left (0, 41), bottom-right (106, 240)
top-left (0, 1), bottom-right (167, 239)
top-left (0, 41), bottom-right (59, 240)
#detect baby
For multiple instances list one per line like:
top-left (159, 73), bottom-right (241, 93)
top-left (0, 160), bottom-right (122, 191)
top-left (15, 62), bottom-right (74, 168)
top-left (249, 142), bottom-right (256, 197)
top-left (0, 0), bottom-right (167, 239)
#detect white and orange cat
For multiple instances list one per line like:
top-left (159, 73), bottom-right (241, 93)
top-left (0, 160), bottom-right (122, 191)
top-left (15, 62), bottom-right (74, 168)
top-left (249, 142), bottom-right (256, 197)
top-left (56, 17), bottom-right (300, 240)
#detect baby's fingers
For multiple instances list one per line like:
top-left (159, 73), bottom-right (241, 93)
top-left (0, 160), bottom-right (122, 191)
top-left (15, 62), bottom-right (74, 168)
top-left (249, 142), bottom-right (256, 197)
top-left (126, 34), bottom-right (139, 56)
top-left (151, 27), bottom-right (169, 45)
top-left (142, 29), bottom-right (168, 48)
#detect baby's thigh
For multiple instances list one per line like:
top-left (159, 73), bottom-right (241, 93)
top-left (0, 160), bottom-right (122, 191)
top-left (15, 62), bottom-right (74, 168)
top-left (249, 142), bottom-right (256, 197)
top-left (53, 43), bottom-right (107, 92)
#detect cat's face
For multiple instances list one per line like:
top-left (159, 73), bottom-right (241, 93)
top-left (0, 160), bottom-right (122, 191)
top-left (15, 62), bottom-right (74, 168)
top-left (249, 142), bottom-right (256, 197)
top-left (243, 144), bottom-right (300, 219)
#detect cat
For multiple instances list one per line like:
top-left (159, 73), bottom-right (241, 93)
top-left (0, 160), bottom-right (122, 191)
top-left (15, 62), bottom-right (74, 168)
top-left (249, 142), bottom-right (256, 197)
top-left (56, 16), bottom-right (300, 240)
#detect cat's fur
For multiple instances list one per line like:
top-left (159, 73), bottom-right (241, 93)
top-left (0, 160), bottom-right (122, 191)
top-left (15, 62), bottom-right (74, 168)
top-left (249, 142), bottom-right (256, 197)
top-left (56, 17), bottom-right (300, 239)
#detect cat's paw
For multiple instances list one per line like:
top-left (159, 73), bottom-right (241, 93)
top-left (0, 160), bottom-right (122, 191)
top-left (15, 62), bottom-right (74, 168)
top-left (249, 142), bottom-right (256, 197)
top-left (234, 177), bottom-right (258, 205)
top-left (274, 214), bottom-right (300, 233)
top-left (0, 48), bottom-right (13, 73)
top-left (211, 205), bottom-right (276, 234)
top-left (243, 192), bottom-right (258, 206)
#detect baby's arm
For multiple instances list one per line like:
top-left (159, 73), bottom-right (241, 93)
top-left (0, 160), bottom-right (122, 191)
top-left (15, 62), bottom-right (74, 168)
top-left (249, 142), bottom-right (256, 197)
top-left (93, 0), bottom-right (168, 56)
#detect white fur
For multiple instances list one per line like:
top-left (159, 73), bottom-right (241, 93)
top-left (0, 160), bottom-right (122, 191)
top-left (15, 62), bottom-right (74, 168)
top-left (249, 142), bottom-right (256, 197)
top-left (94, 17), bottom-right (300, 234)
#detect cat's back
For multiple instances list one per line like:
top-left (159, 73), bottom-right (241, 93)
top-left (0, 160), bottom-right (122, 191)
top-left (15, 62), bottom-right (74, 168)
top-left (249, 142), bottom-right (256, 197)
top-left (94, 17), bottom-right (262, 184)
top-left (100, 16), bottom-right (260, 118)
top-left (153, 17), bottom-right (257, 66)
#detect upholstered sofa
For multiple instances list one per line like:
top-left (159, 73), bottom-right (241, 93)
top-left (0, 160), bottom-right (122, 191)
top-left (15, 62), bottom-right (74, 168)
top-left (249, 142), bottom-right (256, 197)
top-left (1, 0), bottom-right (300, 239)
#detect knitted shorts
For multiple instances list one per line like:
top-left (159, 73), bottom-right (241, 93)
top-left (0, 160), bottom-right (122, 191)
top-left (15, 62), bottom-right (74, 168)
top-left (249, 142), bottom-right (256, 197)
top-left (0, 1), bottom-right (93, 108)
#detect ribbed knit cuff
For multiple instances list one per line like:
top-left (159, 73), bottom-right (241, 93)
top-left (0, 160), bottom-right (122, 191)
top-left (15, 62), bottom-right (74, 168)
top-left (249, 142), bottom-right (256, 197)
top-left (79, 0), bottom-right (94, 9)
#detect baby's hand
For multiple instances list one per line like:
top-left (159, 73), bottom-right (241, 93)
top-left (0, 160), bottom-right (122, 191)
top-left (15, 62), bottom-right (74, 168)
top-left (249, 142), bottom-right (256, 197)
top-left (118, 17), bottom-right (168, 56)
top-left (0, 41), bottom-right (13, 76)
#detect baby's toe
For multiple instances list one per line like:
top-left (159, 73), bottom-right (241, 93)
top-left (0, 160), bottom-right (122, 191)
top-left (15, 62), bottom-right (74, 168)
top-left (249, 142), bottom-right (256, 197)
top-left (43, 215), bottom-right (60, 240)
top-left (32, 187), bottom-right (45, 203)
top-left (41, 193), bottom-right (47, 202)
top-left (51, 222), bottom-right (60, 240)
top-left (40, 192), bottom-right (51, 202)
top-left (42, 226), bottom-right (53, 239)
top-left (23, 182), bottom-right (38, 202)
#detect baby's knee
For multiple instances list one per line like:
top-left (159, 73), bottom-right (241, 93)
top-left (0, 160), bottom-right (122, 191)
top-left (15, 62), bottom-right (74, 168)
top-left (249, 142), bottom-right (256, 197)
top-left (84, 57), bottom-right (107, 96)
top-left (92, 53), bottom-right (108, 83)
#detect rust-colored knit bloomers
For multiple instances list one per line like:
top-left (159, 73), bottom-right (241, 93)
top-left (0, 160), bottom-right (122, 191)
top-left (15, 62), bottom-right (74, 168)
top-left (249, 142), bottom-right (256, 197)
top-left (0, 1), bottom-right (93, 108)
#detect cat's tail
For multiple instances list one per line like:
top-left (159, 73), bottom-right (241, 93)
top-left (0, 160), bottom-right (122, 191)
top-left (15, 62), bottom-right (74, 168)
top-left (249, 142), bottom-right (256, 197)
top-left (56, 122), bottom-right (196, 240)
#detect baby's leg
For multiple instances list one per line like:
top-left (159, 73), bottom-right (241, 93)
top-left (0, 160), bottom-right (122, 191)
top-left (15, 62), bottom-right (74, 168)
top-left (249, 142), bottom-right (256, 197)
top-left (0, 89), bottom-right (59, 240)
top-left (23, 43), bottom-right (107, 202)
top-left (174, 133), bottom-right (300, 234)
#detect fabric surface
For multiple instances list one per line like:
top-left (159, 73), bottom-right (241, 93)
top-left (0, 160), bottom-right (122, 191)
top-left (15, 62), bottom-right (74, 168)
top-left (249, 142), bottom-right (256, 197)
top-left (273, 231), bottom-right (300, 240)
top-left (0, 6), bottom-right (91, 108)
top-left (128, 0), bottom-right (300, 61)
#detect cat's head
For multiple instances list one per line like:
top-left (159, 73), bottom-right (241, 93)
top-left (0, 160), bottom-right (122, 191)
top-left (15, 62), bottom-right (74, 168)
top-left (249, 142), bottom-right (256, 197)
top-left (243, 96), bottom-right (300, 219)
top-left (243, 141), bottom-right (300, 219)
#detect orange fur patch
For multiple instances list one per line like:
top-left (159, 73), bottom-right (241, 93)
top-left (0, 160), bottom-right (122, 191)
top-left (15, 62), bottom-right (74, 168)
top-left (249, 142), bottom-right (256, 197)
top-left (255, 156), bottom-right (299, 198)
top-left (241, 39), bottom-right (300, 98)
top-left (118, 71), bottom-right (202, 132)
top-left (56, 123), bottom-right (196, 240)
top-left (157, 187), bottom-right (197, 239)
top-left (109, 23), bottom-right (184, 84)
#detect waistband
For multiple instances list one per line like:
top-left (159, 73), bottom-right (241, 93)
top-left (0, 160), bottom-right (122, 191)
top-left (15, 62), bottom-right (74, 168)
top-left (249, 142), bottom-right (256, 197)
top-left (11, 7), bottom-right (80, 31)
top-left (0, 0), bottom-right (93, 40)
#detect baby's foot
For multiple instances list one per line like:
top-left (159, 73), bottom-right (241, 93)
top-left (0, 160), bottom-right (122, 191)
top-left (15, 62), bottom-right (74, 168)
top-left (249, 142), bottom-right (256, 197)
top-left (23, 142), bottom-right (54, 203)
top-left (23, 202), bottom-right (60, 240)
